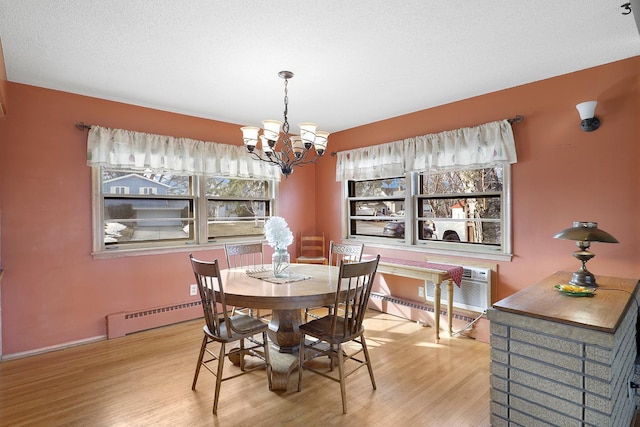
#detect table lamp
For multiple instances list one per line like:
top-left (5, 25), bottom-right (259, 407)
top-left (553, 221), bottom-right (619, 287)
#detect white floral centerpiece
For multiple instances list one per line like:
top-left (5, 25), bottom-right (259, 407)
top-left (264, 216), bottom-right (294, 277)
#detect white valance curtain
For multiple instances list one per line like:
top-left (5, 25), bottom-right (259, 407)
top-left (86, 125), bottom-right (281, 181)
top-left (335, 119), bottom-right (517, 181)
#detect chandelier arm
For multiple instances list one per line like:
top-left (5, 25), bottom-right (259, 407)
top-left (286, 152), bottom-right (324, 168)
top-left (247, 151), bottom-right (283, 166)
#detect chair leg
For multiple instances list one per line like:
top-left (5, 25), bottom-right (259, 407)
top-left (297, 332), bottom-right (305, 392)
top-left (361, 335), bottom-right (376, 390)
top-left (212, 342), bottom-right (226, 415)
top-left (239, 338), bottom-right (246, 371)
top-left (337, 343), bottom-right (347, 414)
top-left (192, 334), bottom-right (208, 390)
top-left (262, 331), bottom-right (273, 390)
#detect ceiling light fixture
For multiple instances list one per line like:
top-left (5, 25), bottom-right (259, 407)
top-left (241, 71), bottom-right (329, 177)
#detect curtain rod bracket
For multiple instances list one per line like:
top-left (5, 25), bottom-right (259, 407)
top-left (75, 122), bottom-right (92, 130)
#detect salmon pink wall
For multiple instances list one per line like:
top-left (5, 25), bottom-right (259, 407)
top-left (0, 83), bottom-right (315, 355)
top-left (316, 57), bottom-right (640, 300)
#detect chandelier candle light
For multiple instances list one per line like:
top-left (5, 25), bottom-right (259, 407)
top-left (264, 216), bottom-right (294, 278)
top-left (241, 71), bottom-right (329, 177)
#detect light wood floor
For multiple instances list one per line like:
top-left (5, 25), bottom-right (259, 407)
top-left (0, 310), bottom-right (490, 427)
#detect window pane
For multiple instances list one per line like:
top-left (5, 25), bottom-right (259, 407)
top-left (422, 166), bottom-right (503, 194)
top-left (418, 196), bottom-right (501, 245)
top-left (354, 177), bottom-right (406, 197)
top-left (351, 200), bottom-right (403, 217)
top-left (207, 200), bottom-right (267, 238)
top-left (351, 219), bottom-right (405, 239)
top-left (205, 177), bottom-right (268, 197)
top-left (102, 170), bottom-right (190, 195)
top-left (419, 196), bottom-right (501, 220)
top-left (104, 198), bottom-right (193, 244)
top-left (418, 166), bottom-right (503, 246)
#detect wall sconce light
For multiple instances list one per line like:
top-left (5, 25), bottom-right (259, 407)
top-left (553, 221), bottom-right (618, 287)
top-left (575, 101), bottom-right (600, 132)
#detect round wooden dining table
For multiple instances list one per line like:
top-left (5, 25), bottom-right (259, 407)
top-left (218, 263), bottom-right (341, 391)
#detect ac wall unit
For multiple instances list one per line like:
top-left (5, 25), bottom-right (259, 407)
top-left (425, 266), bottom-right (492, 313)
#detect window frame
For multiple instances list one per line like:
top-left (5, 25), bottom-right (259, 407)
top-left (343, 165), bottom-right (513, 261)
top-left (91, 167), bottom-right (277, 258)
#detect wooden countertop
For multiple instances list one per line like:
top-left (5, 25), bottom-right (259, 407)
top-left (492, 271), bottom-right (639, 333)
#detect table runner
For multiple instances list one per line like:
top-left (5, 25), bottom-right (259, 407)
top-left (379, 256), bottom-right (464, 286)
top-left (245, 268), bottom-right (311, 285)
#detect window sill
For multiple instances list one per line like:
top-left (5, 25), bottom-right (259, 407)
top-left (92, 243), bottom-right (222, 260)
top-left (346, 239), bottom-right (513, 263)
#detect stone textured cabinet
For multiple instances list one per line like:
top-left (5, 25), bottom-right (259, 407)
top-left (488, 271), bottom-right (639, 426)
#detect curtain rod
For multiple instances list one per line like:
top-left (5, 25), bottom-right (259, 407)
top-left (76, 114), bottom-right (525, 134)
top-left (329, 114), bottom-right (524, 157)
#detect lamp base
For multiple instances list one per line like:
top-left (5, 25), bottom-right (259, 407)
top-left (569, 269), bottom-right (598, 288)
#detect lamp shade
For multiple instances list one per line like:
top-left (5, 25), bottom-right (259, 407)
top-left (553, 221), bottom-right (618, 243)
top-left (291, 136), bottom-right (304, 158)
top-left (313, 130), bottom-right (329, 155)
top-left (262, 120), bottom-right (282, 143)
top-left (298, 123), bottom-right (318, 148)
top-left (576, 101), bottom-right (597, 120)
top-left (240, 126), bottom-right (260, 152)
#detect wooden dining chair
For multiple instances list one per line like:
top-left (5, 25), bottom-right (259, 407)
top-left (224, 242), bottom-right (264, 270)
top-left (328, 241), bottom-right (365, 268)
top-left (224, 242), bottom-right (265, 318)
top-left (296, 233), bottom-right (328, 265)
top-left (189, 254), bottom-right (272, 415)
top-left (305, 241), bottom-right (365, 321)
top-left (297, 255), bottom-right (380, 414)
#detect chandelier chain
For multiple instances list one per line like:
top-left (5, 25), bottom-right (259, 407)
top-left (282, 78), bottom-right (290, 136)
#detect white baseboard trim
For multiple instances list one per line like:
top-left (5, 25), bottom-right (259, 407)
top-left (1, 335), bottom-right (107, 361)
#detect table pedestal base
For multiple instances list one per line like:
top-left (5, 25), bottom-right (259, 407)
top-left (268, 348), bottom-right (299, 390)
top-left (229, 308), bottom-right (303, 391)
top-left (266, 309), bottom-right (302, 390)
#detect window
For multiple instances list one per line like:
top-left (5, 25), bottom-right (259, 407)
top-left (347, 178), bottom-right (407, 239)
top-left (346, 165), bottom-right (511, 257)
top-left (140, 187), bottom-right (158, 195)
top-left (109, 186), bottom-right (129, 194)
top-left (205, 177), bottom-right (270, 239)
top-left (95, 167), bottom-right (274, 252)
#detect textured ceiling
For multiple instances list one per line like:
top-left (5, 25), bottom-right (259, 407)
top-left (0, 1), bottom-right (638, 133)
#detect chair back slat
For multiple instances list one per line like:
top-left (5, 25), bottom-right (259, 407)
top-left (328, 241), bottom-right (364, 266)
top-left (189, 255), bottom-right (232, 339)
top-left (330, 255), bottom-right (380, 338)
top-left (224, 242), bottom-right (264, 270)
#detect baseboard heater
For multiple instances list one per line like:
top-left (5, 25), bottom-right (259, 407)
top-left (369, 292), bottom-right (476, 324)
top-left (106, 300), bottom-right (203, 339)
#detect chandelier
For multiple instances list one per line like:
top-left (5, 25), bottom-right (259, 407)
top-left (241, 71), bottom-right (329, 177)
